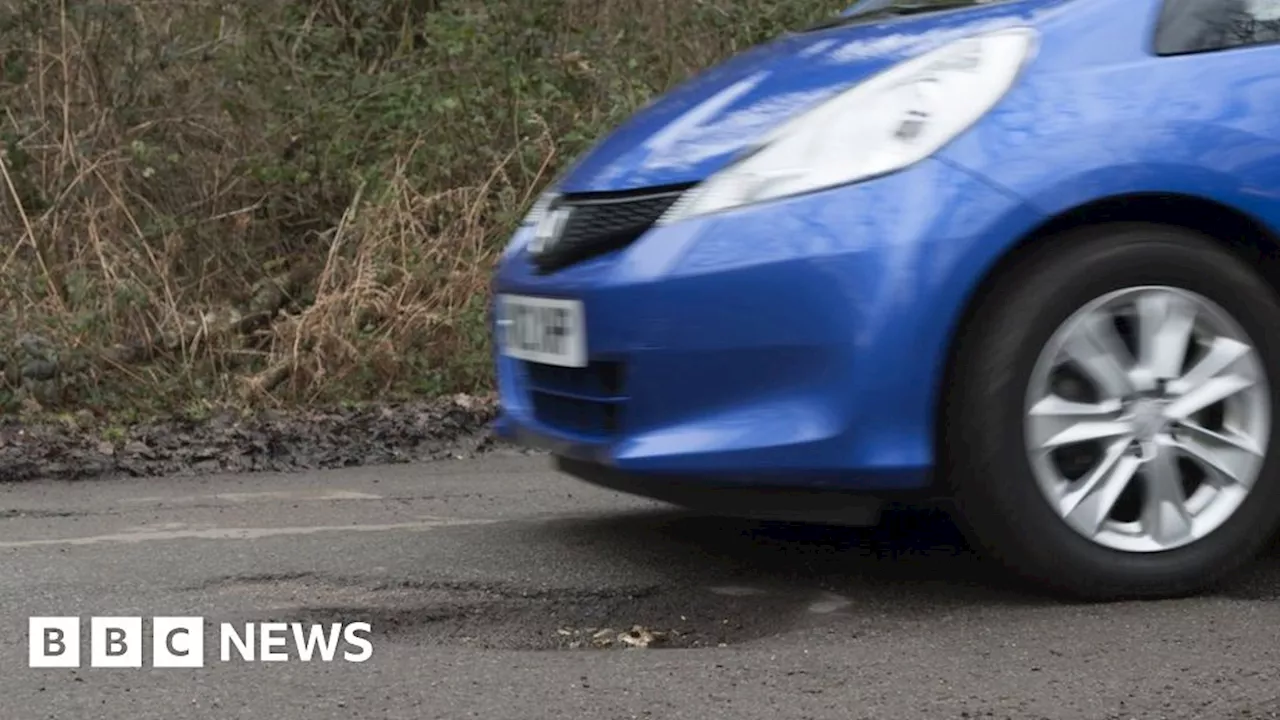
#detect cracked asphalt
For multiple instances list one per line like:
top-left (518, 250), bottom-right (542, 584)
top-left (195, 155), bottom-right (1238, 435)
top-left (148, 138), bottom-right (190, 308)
top-left (4, 455), bottom-right (1280, 719)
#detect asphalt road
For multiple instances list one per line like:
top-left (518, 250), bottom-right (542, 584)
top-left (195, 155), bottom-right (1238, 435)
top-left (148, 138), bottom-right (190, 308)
top-left (3, 455), bottom-right (1280, 720)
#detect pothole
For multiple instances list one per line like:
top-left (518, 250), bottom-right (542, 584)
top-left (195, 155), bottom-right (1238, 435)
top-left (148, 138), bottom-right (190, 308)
top-left (221, 575), bottom-right (800, 650)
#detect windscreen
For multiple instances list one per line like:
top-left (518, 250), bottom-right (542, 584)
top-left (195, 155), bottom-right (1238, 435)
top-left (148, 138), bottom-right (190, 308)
top-left (804, 0), bottom-right (1020, 32)
top-left (1156, 0), bottom-right (1280, 54)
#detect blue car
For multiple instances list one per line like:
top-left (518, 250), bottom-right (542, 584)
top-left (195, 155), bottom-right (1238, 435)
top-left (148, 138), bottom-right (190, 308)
top-left (490, 0), bottom-right (1280, 599)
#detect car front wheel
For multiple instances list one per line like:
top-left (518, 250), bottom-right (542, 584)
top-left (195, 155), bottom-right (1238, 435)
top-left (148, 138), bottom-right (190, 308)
top-left (947, 223), bottom-right (1280, 600)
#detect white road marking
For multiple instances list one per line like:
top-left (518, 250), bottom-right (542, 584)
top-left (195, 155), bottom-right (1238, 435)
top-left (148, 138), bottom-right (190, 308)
top-left (118, 522), bottom-right (191, 533)
top-left (0, 517), bottom-right (490, 549)
top-left (121, 490), bottom-right (384, 505)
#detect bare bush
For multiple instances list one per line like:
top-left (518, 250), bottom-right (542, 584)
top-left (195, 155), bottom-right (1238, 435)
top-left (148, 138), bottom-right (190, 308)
top-left (0, 0), bottom-right (844, 418)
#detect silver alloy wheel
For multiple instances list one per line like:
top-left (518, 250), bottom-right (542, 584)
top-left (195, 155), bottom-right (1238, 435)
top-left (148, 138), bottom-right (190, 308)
top-left (1024, 286), bottom-right (1270, 553)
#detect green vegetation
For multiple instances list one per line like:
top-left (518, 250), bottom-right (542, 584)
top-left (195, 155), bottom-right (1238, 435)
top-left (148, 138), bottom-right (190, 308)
top-left (0, 0), bottom-right (846, 419)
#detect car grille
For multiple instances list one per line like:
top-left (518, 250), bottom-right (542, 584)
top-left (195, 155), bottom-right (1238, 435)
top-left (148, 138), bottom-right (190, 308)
top-left (531, 185), bottom-right (691, 274)
top-left (524, 360), bottom-right (627, 437)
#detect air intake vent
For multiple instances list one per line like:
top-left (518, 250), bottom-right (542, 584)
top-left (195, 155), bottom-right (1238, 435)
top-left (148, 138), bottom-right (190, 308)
top-left (530, 185), bottom-right (691, 274)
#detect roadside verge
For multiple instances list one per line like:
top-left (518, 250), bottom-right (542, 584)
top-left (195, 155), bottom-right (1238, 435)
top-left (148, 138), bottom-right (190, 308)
top-left (0, 395), bottom-right (526, 482)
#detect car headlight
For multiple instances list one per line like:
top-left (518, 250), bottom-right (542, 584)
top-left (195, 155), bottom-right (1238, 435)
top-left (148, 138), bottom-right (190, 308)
top-left (659, 27), bottom-right (1038, 226)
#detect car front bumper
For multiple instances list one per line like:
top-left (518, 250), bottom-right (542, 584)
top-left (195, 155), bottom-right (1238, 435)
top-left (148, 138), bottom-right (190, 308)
top-left (492, 157), bottom-right (1044, 493)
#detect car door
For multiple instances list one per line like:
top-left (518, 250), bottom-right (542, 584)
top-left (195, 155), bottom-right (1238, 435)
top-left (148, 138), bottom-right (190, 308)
top-left (1154, 0), bottom-right (1280, 233)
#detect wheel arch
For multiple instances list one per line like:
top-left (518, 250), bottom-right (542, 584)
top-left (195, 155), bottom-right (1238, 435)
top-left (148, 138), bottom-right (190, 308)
top-left (933, 192), bottom-right (1280, 488)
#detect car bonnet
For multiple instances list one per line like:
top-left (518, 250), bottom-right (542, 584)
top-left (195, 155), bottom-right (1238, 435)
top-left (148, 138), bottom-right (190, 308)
top-left (557, 0), bottom-right (1069, 194)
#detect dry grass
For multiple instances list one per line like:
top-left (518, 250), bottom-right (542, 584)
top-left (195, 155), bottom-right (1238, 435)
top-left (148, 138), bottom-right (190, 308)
top-left (0, 0), bottom-right (845, 419)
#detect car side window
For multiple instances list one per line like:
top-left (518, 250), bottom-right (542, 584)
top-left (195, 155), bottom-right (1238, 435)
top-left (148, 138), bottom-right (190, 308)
top-left (1156, 0), bottom-right (1280, 55)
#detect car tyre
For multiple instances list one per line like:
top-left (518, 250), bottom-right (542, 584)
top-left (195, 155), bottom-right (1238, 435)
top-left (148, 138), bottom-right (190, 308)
top-left (945, 223), bottom-right (1280, 600)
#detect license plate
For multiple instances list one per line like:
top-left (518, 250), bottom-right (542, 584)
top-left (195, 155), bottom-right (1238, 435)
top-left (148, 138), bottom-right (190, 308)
top-left (497, 295), bottom-right (587, 368)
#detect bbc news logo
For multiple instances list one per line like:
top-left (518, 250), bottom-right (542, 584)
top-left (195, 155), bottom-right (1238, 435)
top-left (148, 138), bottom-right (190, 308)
top-left (29, 617), bottom-right (373, 668)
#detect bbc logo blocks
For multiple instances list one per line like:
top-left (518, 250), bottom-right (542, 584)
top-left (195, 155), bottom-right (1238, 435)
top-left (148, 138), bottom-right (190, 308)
top-left (152, 617), bottom-right (205, 668)
top-left (30, 617), bottom-right (205, 669)
top-left (28, 617), bottom-right (79, 669)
